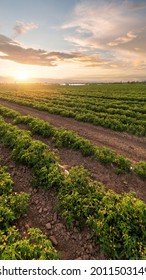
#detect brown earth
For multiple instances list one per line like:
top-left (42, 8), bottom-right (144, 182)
top-left (1, 99), bottom-right (146, 259)
top-left (0, 142), bottom-right (105, 260)
top-left (0, 99), bottom-right (146, 163)
top-left (3, 117), bottom-right (146, 203)
top-left (34, 134), bottom-right (146, 203)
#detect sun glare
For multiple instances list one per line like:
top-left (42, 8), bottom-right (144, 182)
top-left (15, 72), bottom-right (29, 82)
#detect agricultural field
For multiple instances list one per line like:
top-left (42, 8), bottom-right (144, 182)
top-left (0, 83), bottom-right (146, 260)
top-left (0, 83), bottom-right (146, 136)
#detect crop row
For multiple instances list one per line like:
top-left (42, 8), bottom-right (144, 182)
top-left (0, 165), bottom-right (59, 259)
top-left (0, 104), bottom-right (146, 179)
top-left (41, 98), bottom-right (146, 117)
top-left (61, 84), bottom-right (146, 100)
top-left (0, 83), bottom-right (146, 100)
top-left (57, 166), bottom-right (146, 259)
top-left (22, 90), bottom-right (146, 118)
top-left (0, 83), bottom-right (146, 136)
top-left (1, 94), bottom-right (146, 136)
top-left (0, 116), bottom-right (146, 259)
top-left (0, 116), bottom-right (63, 189)
top-left (3, 91), bottom-right (145, 117)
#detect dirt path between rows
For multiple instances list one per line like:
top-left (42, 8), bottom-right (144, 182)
top-left (0, 142), bottom-right (104, 260)
top-left (0, 99), bottom-right (146, 162)
top-left (4, 117), bottom-right (146, 203)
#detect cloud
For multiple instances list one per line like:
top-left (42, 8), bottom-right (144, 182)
top-left (62, 0), bottom-right (146, 55)
top-left (0, 35), bottom-right (70, 66)
top-left (13, 21), bottom-right (39, 36)
top-left (0, 51), bottom-right (8, 56)
top-left (108, 32), bottom-right (137, 46)
top-left (124, 0), bottom-right (146, 11)
top-left (0, 34), bottom-right (111, 68)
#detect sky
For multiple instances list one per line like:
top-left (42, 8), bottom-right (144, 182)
top-left (0, 0), bottom-right (146, 83)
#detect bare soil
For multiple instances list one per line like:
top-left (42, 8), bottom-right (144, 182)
top-left (34, 134), bottom-right (146, 203)
top-left (0, 99), bottom-right (146, 163)
top-left (3, 117), bottom-right (146, 203)
top-left (0, 142), bottom-right (105, 260)
top-left (1, 99), bottom-right (146, 259)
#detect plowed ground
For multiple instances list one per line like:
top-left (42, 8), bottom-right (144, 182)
top-left (0, 99), bottom-right (146, 259)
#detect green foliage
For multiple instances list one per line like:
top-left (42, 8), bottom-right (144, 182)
top-left (0, 106), bottom-right (20, 118)
top-left (0, 164), bottom-right (60, 260)
top-left (0, 166), bottom-right (13, 195)
top-left (94, 147), bottom-right (131, 172)
top-left (0, 192), bottom-right (30, 229)
top-left (0, 105), bottom-right (145, 179)
top-left (13, 115), bottom-right (34, 125)
top-left (52, 128), bottom-right (96, 156)
top-left (95, 146), bottom-right (116, 165)
top-left (1, 83), bottom-right (146, 136)
top-left (61, 166), bottom-right (91, 195)
top-left (0, 227), bottom-right (20, 248)
top-left (78, 139), bottom-right (96, 156)
top-left (0, 117), bottom-right (63, 189)
top-left (57, 166), bottom-right (105, 227)
top-left (134, 161), bottom-right (146, 179)
top-left (29, 118), bottom-right (57, 137)
top-left (19, 140), bottom-right (49, 167)
top-left (0, 101), bottom-right (146, 259)
top-left (0, 227), bottom-right (60, 260)
top-left (14, 115), bottom-right (57, 137)
top-left (3, 125), bottom-right (31, 149)
top-left (113, 154), bottom-right (131, 172)
top-left (57, 165), bottom-right (146, 259)
top-left (87, 191), bottom-right (146, 259)
top-left (0, 165), bottom-right (29, 229)
top-left (34, 163), bottom-right (64, 189)
top-left (52, 128), bottom-right (79, 148)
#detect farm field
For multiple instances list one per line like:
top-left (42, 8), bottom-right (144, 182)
top-left (0, 83), bottom-right (146, 136)
top-left (0, 83), bottom-right (146, 260)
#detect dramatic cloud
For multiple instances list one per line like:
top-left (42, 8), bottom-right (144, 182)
top-left (0, 0), bottom-right (146, 82)
top-left (13, 21), bottom-right (39, 36)
top-left (62, 0), bottom-right (146, 54)
top-left (0, 34), bottom-right (111, 68)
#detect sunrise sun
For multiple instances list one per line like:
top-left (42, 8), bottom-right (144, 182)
top-left (15, 72), bottom-right (29, 82)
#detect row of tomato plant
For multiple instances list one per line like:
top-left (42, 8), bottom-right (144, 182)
top-left (1, 94), bottom-right (146, 136)
top-left (0, 104), bottom-right (146, 179)
top-left (61, 84), bottom-right (146, 100)
top-left (0, 115), bottom-right (64, 189)
top-left (0, 165), bottom-right (59, 259)
top-left (1, 83), bottom-right (146, 102)
top-left (0, 83), bottom-right (146, 136)
top-left (7, 91), bottom-right (145, 119)
top-left (57, 166), bottom-right (146, 259)
top-left (0, 116), bottom-right (146, 259)
top-left (31, 93), bottom-right (146, 119)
